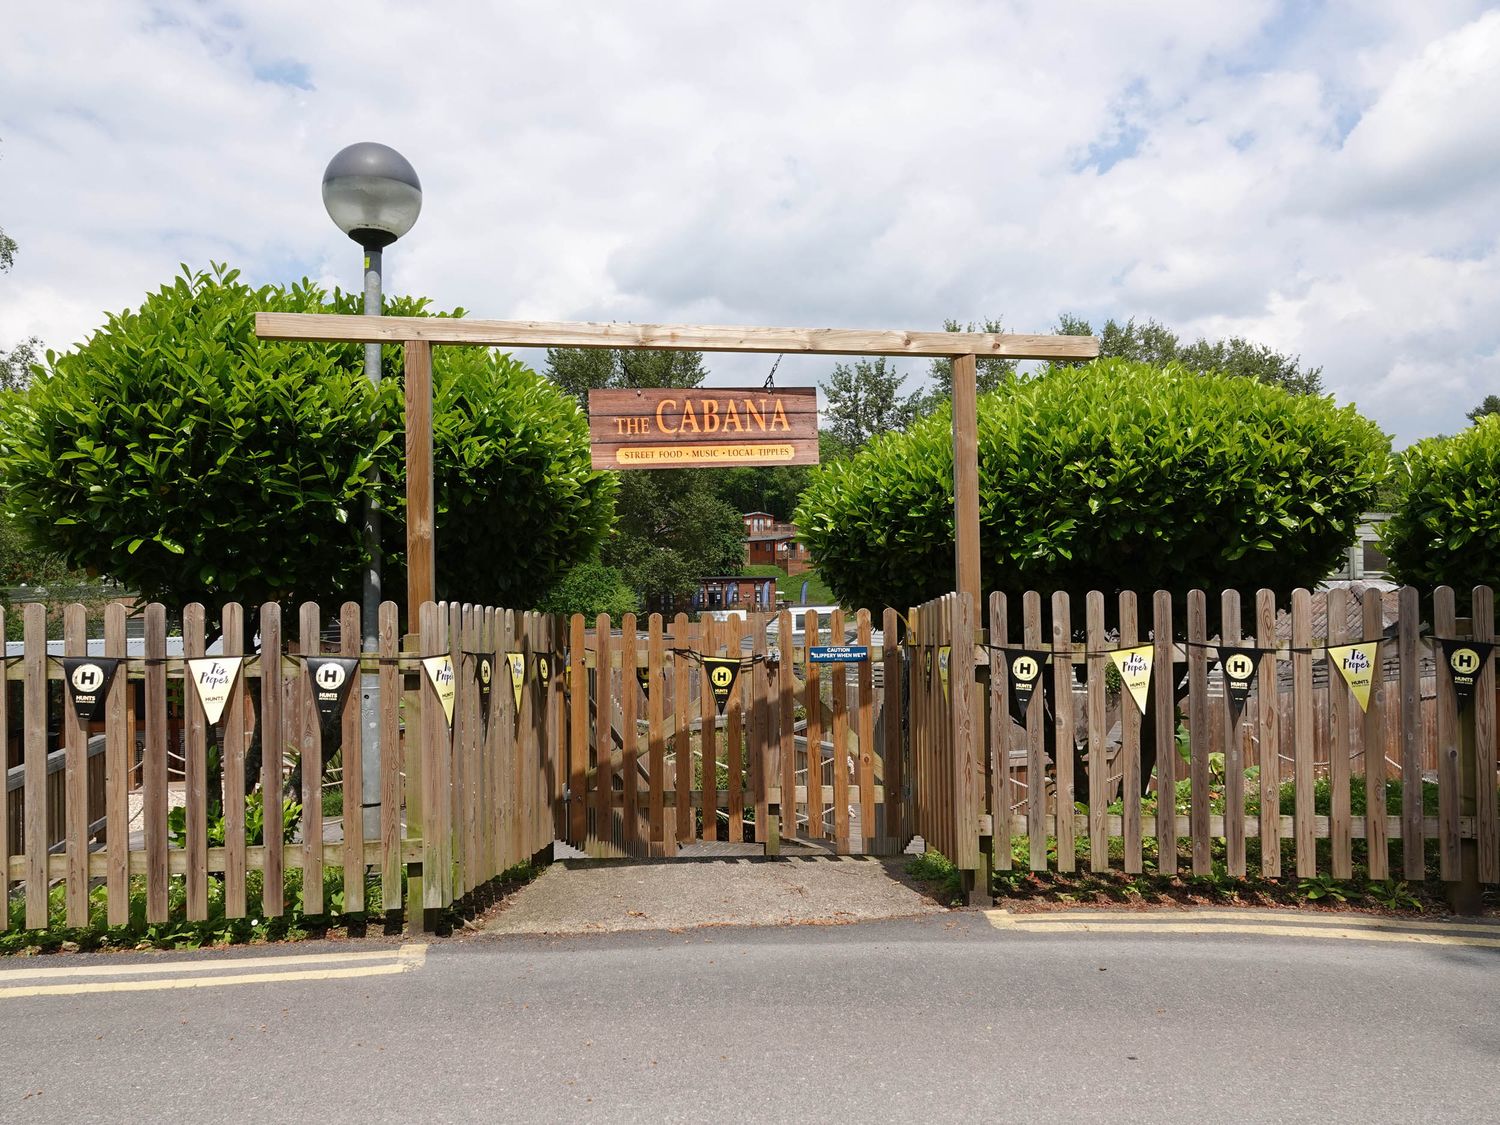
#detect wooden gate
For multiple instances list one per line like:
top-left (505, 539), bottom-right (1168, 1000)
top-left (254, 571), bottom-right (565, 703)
top-left (558, 609), bottom-right (907, 857)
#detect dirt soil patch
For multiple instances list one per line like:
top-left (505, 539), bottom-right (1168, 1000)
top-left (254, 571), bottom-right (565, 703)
top-left (479, 855), bottom-right (946, 936)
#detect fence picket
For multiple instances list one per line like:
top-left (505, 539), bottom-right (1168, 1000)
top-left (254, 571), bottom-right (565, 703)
top-left (622, 612), bottom-right (640, 853)
top-left (299, 602), bottom-right (324, 915)
top-left (883, 606), bottom-right (903, 852)
top-left (1222, 588), bottom-right (1246, 878)
top-left (1118, 592), bottom-right (1142, 875)
top-left (379, 602), bottom-right (400, 912)
top-left (340, 602), bottom-right (364, 912)
top-left (1051, 591), bottom-right (1075, 873)
top-left (1187, 590), bottom-right (1210, 877)
top-left (595, 613), bottom-right (613, 852)
top-left (1024, 592), bottom-right (1047, 871)
top-left (804, 610), bottom-right (822, 841)
top-left (1152, 592), bottom-right (1176, 876)
top-left (183, 603), bottom-right (208, 921)
top-left (673, 613), bottom-right (692, 846)
top-left (1473, 586), bottom-right (1498, 884)
top-left (1327, 588), bottom-right (1353, 879)
top-left (62, 604), bottom-right (89, 927)
top-left (1086, 592), bottom-right (1108, 872)
top-left (104, 603), bottom-right (129, 926)
top-left (857, 608), bottom-right (875, 855)
top-left (223, 602), bottom-right (248, 918)
top-left (779, 609), bottom-right (796, 846)
top-left (260, 603), bottom-right (285, 917)
top-left (830, 608), bottom-right (849, 851)
top-left (1362, 590), bottom-right (1388, 882)
top-left (1292, 589), bottom-right (1316, 878)
top-left (144, 602), bottom-right (169, 924)
top-left (752, 613), bottom-right (770, 848)
top-left (648, 614), bottom-right (667, 854)
top-left (1256, 590), bottom-right (1280, 878)
top-left (727, 615), bottom-right (745, 844)
top-left (1434, 586), bottom-right (1460, 881)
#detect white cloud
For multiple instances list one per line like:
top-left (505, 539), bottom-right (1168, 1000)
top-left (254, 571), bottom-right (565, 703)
top-left (1, 0), bottom-right (1498, 442)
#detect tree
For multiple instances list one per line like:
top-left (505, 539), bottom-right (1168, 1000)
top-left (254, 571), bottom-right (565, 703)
top-left (536, 560), bottom-right (640, 619)
top-left (545, 346), bottom-right (708, 408)
top-left (0, 265), bottom-right (613, 615)
top-left (1380, 416), bottom-right (1500, 598)
top-left (0, 211), bottom-right (40, 392)
top-left (601, 470), bottom-right (745, 611)
top-left (821, 357), bottom-right (918, 452)
top-left (912, 318), bottom-right (1018, 417)
top-left (795, 359), bottom-right (1388, 613)
top-left (1053, 314), bottom-right (1324, 395)
top-left (1466, 395), bottom-right (1500, 425)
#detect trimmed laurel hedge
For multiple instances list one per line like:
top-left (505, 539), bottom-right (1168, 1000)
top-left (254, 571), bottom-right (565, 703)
top-left (0, 266), bottom-right (613, 610)
top-left (1381, 415), bottom-right (1500, 593)
top-left (795, 360), bottom-right (1389, 610)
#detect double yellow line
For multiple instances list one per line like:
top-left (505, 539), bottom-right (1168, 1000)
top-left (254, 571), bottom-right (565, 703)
top-left (0, 943), bottom-right (428, 999)
top-left (986, 909), bottom-right (1500, 949)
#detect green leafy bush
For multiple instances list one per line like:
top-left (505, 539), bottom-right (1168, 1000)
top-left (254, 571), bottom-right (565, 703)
top-left (1380, 415), bottom-right (1500, 594)
top-left (795, 360), bottom-right (1389, 610)
top-left (0, 265), bottom-right (613, 611)
top-left (536, 560), bottom-right (640, 619)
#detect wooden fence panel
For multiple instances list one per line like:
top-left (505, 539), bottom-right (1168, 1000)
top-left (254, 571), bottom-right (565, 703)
top-left (104, 603), bottom-right (129, 925)
top-left (1434, 586), bottom-right (1460, 880)
top-left (261, 603), bottom-right (286, 917)
top-left (727, 615), bottom-right (745, 844)
top-left (830, 608), bottom-right (849, 851)
top-left (299, 602), bottom-right (324, 915)
top-left (1186, 590), bottom-right (1210, 877)
top-left (1292, 589), bottom-right (1315, 878)
top-left (62, 604), bottom-right (89, 927)
top-left (1051, 591), bottom-right (1075, 873)
top-left (340, 602), bottom-right (364, 913)
top-left (1086, 592), bottom-right (1108, 872)
top-left (1327, 588), bottom-right (1353, 879)
top-left (144, 602), bottom-right (169, 924)
top-left (222, 603), bottom-right (248, 919)
top-left (804, 610), bottom-right (822, 841)
top-left (1024, 592), bottom-right (1048, 871)
top-left (622, 612), bottom-right (640, 853)
top-left (857, 608), bottom-right (875, 854)
top-left (1256, 590), bottom-right (1280, 878)
top-left (648, 613), bottom-right (667, 854)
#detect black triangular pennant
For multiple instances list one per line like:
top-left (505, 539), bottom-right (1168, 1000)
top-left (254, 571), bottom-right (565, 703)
top-left (535, 653), bottom-right (552, 690)
top-left (1440, 639), bottom-right (1494, 704)
top-left (1007, 650), bottom-right (1047, 724)
top-left (703, 657), bottom-right (740, 715)
top-left (306, 657), bottom-right (360, 731)
top-left (63, 657), bottom-right (121, 724)
top-left (476, 655), bottom-right (494, 729)
top-left (1217, 647), bottom-right (1265, 728)
top-left (636, 666), bottom-right (651, 698)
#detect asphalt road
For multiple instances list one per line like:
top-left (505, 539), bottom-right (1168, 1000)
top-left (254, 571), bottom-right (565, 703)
top-left (2, 910), bottom-right (1497, 1123)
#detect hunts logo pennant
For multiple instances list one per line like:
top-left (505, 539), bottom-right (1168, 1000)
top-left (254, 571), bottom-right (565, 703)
top-left (703, 657), bottom-right (740, 715)
top-left (1007, 650), bottom-right (1046, 725)
top-left (1218, 648), bottom-right (1264, 729)
top-left (63, 657), bottom-right (121, 724)
top-left (636, 665), bottom-right (651, 697)
top-left (1329, 642), bottom-right (1379, 713)
top-left (188, 657), bottom-right (244, 727)
top-left (1109, 645), bottom-right (1154, 715)
top-left (306, 657), bottom-right (359, 731)
top-left (1440, 639), bottom-right (1494, 704)
top-left (476, 655), bottom-right (495, 719)
top-left (422, 655), bottom-right (457, 727)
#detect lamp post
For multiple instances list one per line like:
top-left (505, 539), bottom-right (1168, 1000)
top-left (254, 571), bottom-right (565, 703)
top-left (322, 141), bottom-right (422, 842)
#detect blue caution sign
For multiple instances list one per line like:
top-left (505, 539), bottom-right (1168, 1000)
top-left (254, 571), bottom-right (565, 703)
top-left (808, 645), bottom-right (869, 664)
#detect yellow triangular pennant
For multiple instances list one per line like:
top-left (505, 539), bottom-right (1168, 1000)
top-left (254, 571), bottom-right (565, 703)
top-left (938, 645), bottom-right (951, 701)
top-left (422, 655), bottom-right (457, 726)
top-left (187, 656), bottom-right (243, 726)
top-left (1109, 645), bottom-right (1154, 715)
top-left (1329, 641), bottom-right (1378, 712)
top-left (506, 652), bottom-right (525, 712)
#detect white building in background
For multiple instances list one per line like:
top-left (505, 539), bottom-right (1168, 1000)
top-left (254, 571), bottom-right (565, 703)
top-left (1326, 512), bottom-right (1393, 584)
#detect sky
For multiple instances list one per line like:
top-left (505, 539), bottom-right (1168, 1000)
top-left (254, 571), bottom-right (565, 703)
top-left (2, 0), bottom-right (1498, 445)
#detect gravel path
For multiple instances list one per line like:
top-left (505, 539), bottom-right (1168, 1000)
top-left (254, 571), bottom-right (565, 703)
top-left (481, 854), bottom-right (944, 935)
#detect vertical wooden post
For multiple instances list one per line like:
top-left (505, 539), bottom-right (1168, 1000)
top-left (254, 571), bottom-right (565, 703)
top-left (299, 602), bottom-right (324, 916)
top-left (404, 340), bottom-right (436, 624)
top-left (379, 603), bottom-right (402, 913)
top-left (222, 602), bottom-right (248, 919)
top-left (339, 602), bottom-right (364, 913)
top-left (103, 603), bottom-right (129, 926)
top-left (23, 603), bottom-right (48, 929)
top-left (62, 603), bottom-right (89, 928)
top-left (144, 602), bottom-right (169, 924)
top-left (260, 603), bottom-right (285, 918)
top-left (951, 353), bottom-right (981, 611)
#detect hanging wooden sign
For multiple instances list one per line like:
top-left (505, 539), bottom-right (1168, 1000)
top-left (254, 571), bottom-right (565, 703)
top-left (588, 387), bottom-right (819, 469)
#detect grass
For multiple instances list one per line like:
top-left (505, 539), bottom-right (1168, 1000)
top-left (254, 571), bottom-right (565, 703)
top-left (742, 563), bottom-right (836, 606)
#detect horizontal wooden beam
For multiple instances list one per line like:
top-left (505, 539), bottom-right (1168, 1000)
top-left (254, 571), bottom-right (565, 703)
top-left (255, 312), bottom-right (1101, 360)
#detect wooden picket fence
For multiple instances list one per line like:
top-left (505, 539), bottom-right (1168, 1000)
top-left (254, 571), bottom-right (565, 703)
top-left (559, 607), bottom-right (906, 857)
top-left (983, 584), bottom-right (1499, 884)
top-left (1, 599), bottom-right (557, 933)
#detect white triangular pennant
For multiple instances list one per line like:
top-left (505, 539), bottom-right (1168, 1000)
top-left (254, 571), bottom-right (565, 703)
top-left (187, 657), bottom-right (243, 726)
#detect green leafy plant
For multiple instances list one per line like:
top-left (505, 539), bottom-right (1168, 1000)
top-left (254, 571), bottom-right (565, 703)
top-left (1367, 879), bottom-right (1423, 912)
top-left (1380, 415), bottom-right (1500, 598)
top-left (795, 359), bottom-right (1388, 611)
top-left (168, 791), bottom-right (302, 850)
top-left (1298, 874), bottom-right (1349, 903)
top-left (0, 265), bottom-right (613, 611)
top-left (907, 848), bottom-right (964, 905)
